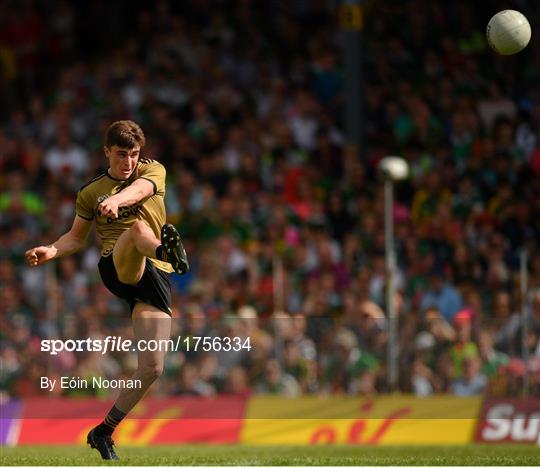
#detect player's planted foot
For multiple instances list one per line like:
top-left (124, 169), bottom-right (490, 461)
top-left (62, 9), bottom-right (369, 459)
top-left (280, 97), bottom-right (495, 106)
top-left (87, 428), bottom-right (119, 460)
top-left (160, 224), bottom-right (189, 274)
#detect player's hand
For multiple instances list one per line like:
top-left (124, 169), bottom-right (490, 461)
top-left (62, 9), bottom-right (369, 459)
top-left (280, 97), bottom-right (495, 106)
top-left (98, 197), bottom-right (120, 219)
top-left (25, 246), bottom-right (57, 267)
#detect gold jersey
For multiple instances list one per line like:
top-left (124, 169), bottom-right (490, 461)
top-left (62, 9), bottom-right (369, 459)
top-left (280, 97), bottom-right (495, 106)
top-left (76, 158), bottom-right (173, 273)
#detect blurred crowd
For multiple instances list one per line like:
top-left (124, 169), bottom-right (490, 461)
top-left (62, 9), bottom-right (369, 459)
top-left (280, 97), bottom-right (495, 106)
top-left (1, 0), bottom-right (540, 400)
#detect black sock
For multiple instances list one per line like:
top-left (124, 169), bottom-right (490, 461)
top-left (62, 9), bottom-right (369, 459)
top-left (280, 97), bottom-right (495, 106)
top-left (94, 405), bottom-right (126, 436)
top-left (156, 245), bottom-right (164, 261)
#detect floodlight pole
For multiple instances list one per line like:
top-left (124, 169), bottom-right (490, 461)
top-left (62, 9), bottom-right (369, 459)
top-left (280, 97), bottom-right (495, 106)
top-left (273, 252), bottom-right (285, 364)
top-left (520, 249), bottom-right (529, 397)
top-left (340, 0), bottom-right (364, 158)
top-left (384, 178), bottom-right (398, 392)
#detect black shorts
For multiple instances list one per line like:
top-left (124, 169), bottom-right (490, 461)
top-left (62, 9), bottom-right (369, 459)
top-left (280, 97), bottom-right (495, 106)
top-left (98, 254), bottom-right (172, 316)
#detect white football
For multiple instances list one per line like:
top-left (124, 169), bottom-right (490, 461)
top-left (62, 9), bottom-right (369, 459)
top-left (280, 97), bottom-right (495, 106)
top-left (487, 10), bottom-right (531, 55)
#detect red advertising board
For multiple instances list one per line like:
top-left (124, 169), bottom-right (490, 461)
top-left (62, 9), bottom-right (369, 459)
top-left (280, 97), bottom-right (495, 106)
top-left (475, 398), bottom-right (540, 444)
top-left (17, 397), bottom-right (246, 445)
top-left (13, 396), bottom-right (540, 446)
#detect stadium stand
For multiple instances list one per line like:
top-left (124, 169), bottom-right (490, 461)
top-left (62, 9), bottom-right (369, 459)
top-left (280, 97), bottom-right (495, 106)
top-left (0, 0), bottom-right (539, 399)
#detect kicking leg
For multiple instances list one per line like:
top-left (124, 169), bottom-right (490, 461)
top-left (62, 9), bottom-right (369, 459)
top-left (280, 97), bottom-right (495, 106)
top-left (113, 220), bottom-right (161, 285)
top-left (88, 303), bottom-right (171, 459)
top-left (113, 221), bottom-right (189, 284)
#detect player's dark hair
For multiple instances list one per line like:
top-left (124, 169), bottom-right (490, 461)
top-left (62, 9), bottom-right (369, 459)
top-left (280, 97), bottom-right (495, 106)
top-left (105, 120), bottom-right (146, 149)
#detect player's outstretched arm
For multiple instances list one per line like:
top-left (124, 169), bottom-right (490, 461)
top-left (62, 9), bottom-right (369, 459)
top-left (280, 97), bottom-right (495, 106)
top-left (25, 215), bottom-right (93, 267)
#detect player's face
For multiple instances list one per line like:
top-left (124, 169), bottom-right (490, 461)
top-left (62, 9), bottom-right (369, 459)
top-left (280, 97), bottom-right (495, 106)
top-left (105, 145), bottom-right (140, 180)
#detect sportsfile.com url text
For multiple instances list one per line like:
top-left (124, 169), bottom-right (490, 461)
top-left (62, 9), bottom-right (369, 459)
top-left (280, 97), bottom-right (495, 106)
top-left (41, 335), bottom-right (252, 355)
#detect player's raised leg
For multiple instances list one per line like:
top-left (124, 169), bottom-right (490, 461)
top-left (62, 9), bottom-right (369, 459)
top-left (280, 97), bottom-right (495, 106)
top-left (112, 220), bottom-right (160, 284)
top-left (113, 220), bottom-right (189, 284)
top-left (87, 303), bottom-right (171, 460)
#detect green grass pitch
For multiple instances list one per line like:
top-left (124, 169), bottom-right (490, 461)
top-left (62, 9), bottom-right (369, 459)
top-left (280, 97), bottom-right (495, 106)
top-left (1, 444), bottom-right (538, 466)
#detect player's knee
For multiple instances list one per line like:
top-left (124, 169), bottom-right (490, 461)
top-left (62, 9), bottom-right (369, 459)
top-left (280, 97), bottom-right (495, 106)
top-left (130, 220), bottom-right (148, 237)
top-left (139, 363), bottom-right (164, 382)
top-left (148, 364), bottom-right (164, 381)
